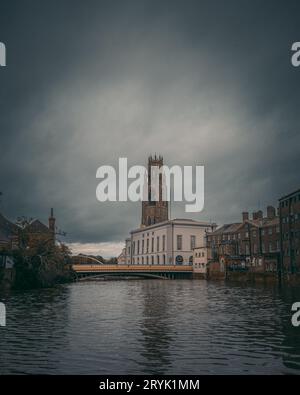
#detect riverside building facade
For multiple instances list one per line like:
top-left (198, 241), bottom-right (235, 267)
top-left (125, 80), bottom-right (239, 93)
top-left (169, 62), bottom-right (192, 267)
top-left (279, 188), bottom-right (300, 273)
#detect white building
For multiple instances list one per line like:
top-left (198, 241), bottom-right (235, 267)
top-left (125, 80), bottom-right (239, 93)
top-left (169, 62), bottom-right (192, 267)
top-left (120, 155), bottom-right (216, 266)
top-left (124, 218), bottom-right (216, 266)
top-left (193, 246), bottom-right (211, 274)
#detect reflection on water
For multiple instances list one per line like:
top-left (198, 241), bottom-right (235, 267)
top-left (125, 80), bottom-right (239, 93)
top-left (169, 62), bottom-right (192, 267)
top-left (0, 280), bottom-right (300, 374)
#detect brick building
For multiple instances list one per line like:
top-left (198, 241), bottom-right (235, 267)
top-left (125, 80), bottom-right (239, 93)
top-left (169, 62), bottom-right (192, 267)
top-left (0, 208), bottom-right (56, 251)
top-left (279, 188), bottom-right (300, 273)
top-left (206, 206), bottom-right (280, 271)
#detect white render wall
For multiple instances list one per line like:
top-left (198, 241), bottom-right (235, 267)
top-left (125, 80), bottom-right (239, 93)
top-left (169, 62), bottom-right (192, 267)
top-left (193, 247), bottom-right (209, 273)
top-left (123, 219), bottom-right (215, 266)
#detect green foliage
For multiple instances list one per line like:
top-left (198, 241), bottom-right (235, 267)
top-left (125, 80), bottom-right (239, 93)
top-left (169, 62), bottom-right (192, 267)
top-left (13, 240), bottom-right (74, 290)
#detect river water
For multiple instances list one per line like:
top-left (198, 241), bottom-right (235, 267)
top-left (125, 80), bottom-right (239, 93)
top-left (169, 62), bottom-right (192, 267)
top-left (0, 279), bottom-right (300, 375)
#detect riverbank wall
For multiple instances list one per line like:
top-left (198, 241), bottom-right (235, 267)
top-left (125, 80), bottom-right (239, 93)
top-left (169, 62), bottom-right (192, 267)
top-left (207, 269), bottom-right (300, 286)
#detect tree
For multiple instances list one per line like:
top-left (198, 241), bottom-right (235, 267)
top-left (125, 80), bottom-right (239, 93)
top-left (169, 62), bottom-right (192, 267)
top-left (13, 235), bottom-right (74, 290)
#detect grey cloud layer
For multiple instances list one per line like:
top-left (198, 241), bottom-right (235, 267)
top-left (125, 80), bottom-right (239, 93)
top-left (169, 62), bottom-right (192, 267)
top-left (0, 0), bottom-right (299, 244)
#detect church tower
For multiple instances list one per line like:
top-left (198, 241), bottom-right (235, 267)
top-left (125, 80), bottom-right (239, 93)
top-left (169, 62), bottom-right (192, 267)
top-left (141, 155), bottom-right (168, 227)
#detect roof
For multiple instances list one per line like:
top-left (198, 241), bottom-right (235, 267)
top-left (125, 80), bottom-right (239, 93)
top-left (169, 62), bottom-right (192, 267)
top-left (0, 212), bottom-right (19, 240)
top-left (208, 223), bottom-right (242, 236)
top-left (0, 230), bottom-right (10, 242)
top-left (279, 188), bottom-right (300, 201)
top-left (131, 218), bottom-right (216, 234)
top-left (246, 217), bottom-right (279, 228)
top-left (208, 216), bottom-right (279, 236)
top-left (25, 219), bottom-right (51, 234)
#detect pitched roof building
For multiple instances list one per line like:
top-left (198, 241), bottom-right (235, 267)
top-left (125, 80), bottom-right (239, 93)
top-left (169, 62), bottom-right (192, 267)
top-left (0, 212), bottom-right (19, 250)
top-left (206, 206), bottom-right (280, 270)
top-left (0, 208), bottom-right (56, 250)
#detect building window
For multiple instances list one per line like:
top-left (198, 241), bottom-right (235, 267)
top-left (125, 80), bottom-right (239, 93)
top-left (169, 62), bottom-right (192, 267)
top-left (238, 233), bottom-right (241, 239)
top-left (162, 235), bottom-right (166, 251)
top-left (146, 256), bottom-right (149, 264)
top-left (269, 242), bottom-right (273, 252)
top-left (142, 239), bottom-right (144, 254)
top-left (261, 229), bottom-right (265, 236)
top-left (146, 239), bottom-right (149, 253)
top-left (137, 257), bottom-right (139, 264)
top-left (268, 228), bottom-right (272, 235)
top-left (163, 254), bottom-right (166, 264)
top-left (190, 235), bottom-right (196, 250)
top-left (142, 256), bottom-right (144, 264)
top-left (157, 255), bottom-right (160, 264)
top-left (189, 256), bottom-right (193, 265)
top-left (177, 235), bottom-right (182, 250)
top-left (151, 237), bottom-right (154, 253)
top-left (151, 255), bottom-right (154, 265)
top-left (137, 240), bottom-right (140, 255)
top-left (252, 230), bottom-right (256, 237)
top-left (157, 236), bottom-right (159, 252)
top-left (262, 244), bottom-right (265, 253)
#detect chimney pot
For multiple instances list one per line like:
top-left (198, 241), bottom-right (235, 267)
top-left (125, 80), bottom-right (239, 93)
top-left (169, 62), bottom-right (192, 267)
top-left (242, 212), bottom-right (249, 222)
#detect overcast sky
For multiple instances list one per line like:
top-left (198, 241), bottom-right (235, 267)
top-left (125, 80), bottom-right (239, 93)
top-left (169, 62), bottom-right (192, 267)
top-left (0, 0), bottom-right (300, 256)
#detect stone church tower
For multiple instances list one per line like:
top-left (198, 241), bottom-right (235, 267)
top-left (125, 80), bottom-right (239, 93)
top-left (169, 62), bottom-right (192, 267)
top-left (141, 155), bottom-right (168, 227)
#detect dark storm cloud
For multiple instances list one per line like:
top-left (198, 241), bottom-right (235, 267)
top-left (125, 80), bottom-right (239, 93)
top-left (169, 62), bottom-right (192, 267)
top-left (1, 0), bottom-right (300, 253)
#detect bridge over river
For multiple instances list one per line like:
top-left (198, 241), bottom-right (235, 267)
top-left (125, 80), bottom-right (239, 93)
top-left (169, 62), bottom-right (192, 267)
top-left (72, 264), bottom-right (194, 280)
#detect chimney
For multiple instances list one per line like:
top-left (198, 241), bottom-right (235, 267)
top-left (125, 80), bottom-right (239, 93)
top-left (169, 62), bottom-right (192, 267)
top-left (242, 212), bottom-right (249, 222)
top-left (49, 208), bottom-right (56, 234)
top-left (253, 210), bottom-right (263, 220)
top-left (256, 210), bottom-right (263, 219)
top-left (267, 206), bottom-right (276, 219)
